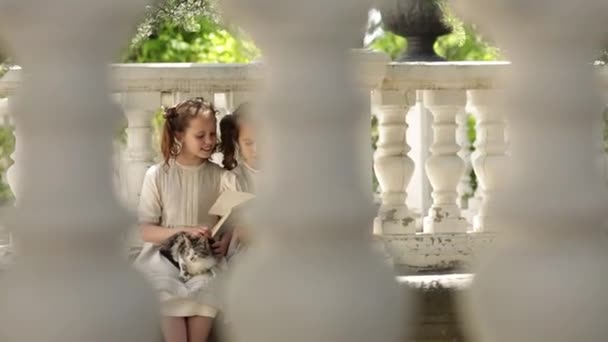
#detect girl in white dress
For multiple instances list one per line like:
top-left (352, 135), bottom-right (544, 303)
top-left (219, 102), bottom-right (259, 253)
top-left (134, 97), bottom-right (235, 342)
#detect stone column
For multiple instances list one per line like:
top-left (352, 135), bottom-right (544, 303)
top-left (122, 92), bottom-right (160, 208)
top-left (0, 1), bottom-right (159, 341)
top-left (454, 0), bottom-right (608, 341)
top-left (220, 0), bottom-right (406, 341)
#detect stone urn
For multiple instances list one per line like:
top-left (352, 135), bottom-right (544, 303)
top-left (379, 0), bottom-right (451, 61)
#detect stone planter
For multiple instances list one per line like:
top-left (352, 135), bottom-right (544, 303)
top-left (379, 0), bottom-right (451, 61)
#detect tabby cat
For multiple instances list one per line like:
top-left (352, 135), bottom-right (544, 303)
top-left (159, 232), bottom-right (217, 281)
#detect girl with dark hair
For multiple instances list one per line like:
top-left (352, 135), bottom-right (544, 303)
top-left (218, 103), bottom-right (259, 259)
top-left (219, 102), bottom-right (259, 193)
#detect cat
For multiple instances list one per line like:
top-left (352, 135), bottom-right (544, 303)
top-left (159, 232), bottom-right (218, 282)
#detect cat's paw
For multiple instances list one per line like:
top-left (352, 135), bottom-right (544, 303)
top-left (179, 270), bottom-right (191, 282)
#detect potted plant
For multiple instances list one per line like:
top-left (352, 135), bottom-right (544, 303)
top-left (378, 0), bottom-right (453, 61)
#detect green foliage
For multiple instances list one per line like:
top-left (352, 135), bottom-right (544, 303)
top-left (466, 114), bottom-right (478, 197)
top-left (435, 25), bottom-right (500, 61)
top-left (369, 22), bottom-right (500, 61)
top-left (0, 63), bottom-right (8, 79)
top-left (152, 109), bottom-right (165, 155)
top-left (124, 17), bottom-right (259, 63)
top-left (133, 0), bottom-right (218, 46)
top-left (370, 32), bottom-right (407, 61)
top-left (0, 124), bottom-right (15, 203)
top-left (467, 114), bottom-right (476, 147)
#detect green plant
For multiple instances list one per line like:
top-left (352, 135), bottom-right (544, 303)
top-left (370, 31), bottom-right (407, 61)
top-left (0, 124), bottom-right (15, 203)
top-left (435, 24), bottom-right (500, 61)
top-left (124, 17), bottom-right (259, 63)
top-left (133, 0), bottom-right (218, 46)
top-left (466, 114), bottom-right (478, 197)
top-left (379, 0), bottom-right (451, 35)
top-left (368, 7), bottom-right (500, 62)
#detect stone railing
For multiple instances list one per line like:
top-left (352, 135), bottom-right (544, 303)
top-left (377, 62), bottom-right (608, 273)
top-left (0, 52), bottom-right (387, 251)
top-left (1, 58), bottom-right (607, 274)
top-left (375, 62), bottom-right (511, 273)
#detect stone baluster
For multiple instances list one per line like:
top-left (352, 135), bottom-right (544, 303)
top-left (454, 1), bottom-right (608, 341)
top-left (227, 90), bottom-right (253, 112)
top-left (0, 1), bottom-right (159, 341)
top-left (180, 90), bottom-right (214, 104)
top-left (221, 0), bottom-right (406, 341)
top-left (120, 92), bottom-right (160, 251)
top-left (373, 89), bottom-right (416, 234)
top-left (166, 89), bottom-right (214, 112)
top-left (456, 110), bottom-right (473, 209)
top-left (122, 92), bottom-right (160, 208)
top-left (422, 90), bottom-right (468, 233)
top-left (468, 89), bottom-right (507, 232)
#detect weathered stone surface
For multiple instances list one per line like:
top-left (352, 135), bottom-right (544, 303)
top-left (384, 233), bottom-right (495, 274)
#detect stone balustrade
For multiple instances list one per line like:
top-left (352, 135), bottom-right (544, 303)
top-left (1, 59), bottom-right (607, 274)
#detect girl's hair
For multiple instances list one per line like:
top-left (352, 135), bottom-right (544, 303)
top-left (219, 102), bottom-right (251, 170)
top-left (161, 97), bottom-right (218, 166)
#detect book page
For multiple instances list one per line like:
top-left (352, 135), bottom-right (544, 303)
top-left (210, 212), bottom-right (231, 237)
top-left (208, 190), bottom-right (255, 237)
top-left (208, 190), bottom-right (255, 217)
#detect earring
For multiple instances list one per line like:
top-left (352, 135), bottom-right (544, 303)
top-left (171, 139), bottom-right (182, 156)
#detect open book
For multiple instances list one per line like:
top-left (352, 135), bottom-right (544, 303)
top-left (209, 190), bottom-right (255, 237)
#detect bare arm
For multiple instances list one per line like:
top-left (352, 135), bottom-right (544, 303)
top-left (139, 224), bottom-right (209, 245)
top-left (139, 224), bottom-right (182, 245)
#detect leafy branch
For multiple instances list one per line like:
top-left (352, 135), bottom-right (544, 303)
top-left (132, 0), bottom-right (218, 46)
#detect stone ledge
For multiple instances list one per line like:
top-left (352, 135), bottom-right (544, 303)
top-left (0, 50), bottom-right (389, 96)
top-left (383, 232), bottom-right (496, 274)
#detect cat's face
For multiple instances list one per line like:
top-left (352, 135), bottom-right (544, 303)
top-left (179, 235), bottom-right (217, 276)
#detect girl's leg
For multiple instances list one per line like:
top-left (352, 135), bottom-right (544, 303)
top-left (186, 316), bottom-right (214, 342)
top-left (161, 317), bottom-right (188, 342)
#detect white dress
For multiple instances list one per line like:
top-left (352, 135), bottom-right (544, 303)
top-left (226, 162), bottom-right (259, 260)
top-left (134, 159), bottom-right (237, 318)
top-left (230, 162), bottom-right (259, 194)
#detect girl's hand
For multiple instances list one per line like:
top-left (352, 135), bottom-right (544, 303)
top-left (182, 226), bottom-right (210, 238)
top-left (212, 231), bottom-right (232, 257)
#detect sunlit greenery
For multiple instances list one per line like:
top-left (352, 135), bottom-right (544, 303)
top-left (0, 125), bottom-right (14, 203)
top-left (124, 17), bottom-right (259, 63)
